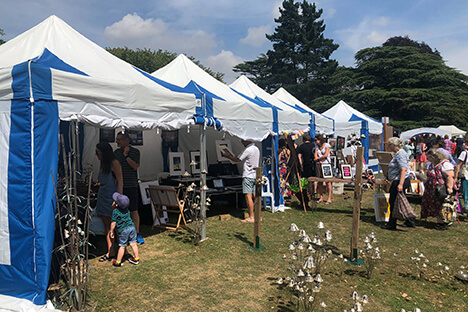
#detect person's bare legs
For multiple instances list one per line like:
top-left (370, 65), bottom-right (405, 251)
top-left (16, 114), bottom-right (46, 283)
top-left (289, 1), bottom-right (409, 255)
top-left (129, 242), bottom-right (139, 259)
top-left (116, 246), bottom-right (125, 263)
top-left (242, 193), bottom-right (255, 222)
top-left (101, 216), bottom-right (113, 257)
top-left (326, 182), bottom-right (332, 203)
top-left (130, 210), bottom-right (140, 233)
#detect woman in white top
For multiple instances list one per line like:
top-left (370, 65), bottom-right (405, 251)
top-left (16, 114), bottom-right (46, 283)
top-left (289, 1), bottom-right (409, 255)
top-left (314, 134), bottom-right (332, 204)
top-left (454, 138), bottom-right (468, 212)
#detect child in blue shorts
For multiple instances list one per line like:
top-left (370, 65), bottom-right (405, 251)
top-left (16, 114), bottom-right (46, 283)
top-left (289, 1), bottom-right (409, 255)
top-left (109, 192), bottom-right (140, 266)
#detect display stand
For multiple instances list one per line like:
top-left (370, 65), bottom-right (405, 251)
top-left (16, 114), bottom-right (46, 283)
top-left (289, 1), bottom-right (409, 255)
top-left (147, 185), bottom-right (187, 231)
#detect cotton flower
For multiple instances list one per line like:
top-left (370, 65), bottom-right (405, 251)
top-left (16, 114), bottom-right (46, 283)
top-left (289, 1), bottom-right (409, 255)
top-left (289, 223), bottom-right (299, 232)
top-left (314, 274), bottom-right (323, 283)
top-left (317, 222), bottom-right (325, 229)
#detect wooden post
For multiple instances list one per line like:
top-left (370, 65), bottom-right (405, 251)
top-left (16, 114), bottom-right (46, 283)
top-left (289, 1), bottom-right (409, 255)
top-left (383, 117), bottom-right (388, 152)
top-left (349, 146), bottom-right (364, 264)
top-left (249, 167), bottom-right (265, 251)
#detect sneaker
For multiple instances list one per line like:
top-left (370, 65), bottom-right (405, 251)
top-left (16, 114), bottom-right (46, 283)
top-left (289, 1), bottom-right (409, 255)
top-left (137, 233), bottom-right (145, 244)
top-left (128, 257), bottom-right (140, 265)
top-left (112, 260), bottom-right (123, 267)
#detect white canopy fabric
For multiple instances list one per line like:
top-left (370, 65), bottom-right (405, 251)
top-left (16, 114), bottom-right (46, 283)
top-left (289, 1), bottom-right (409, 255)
top-left (229, 76), bottom-right (310, 134)
top-left (437, 125), bottom-right (466, 137)
top-left (0, 15), bottom-right (198, 131)
top-left (152, 54), bottom-right (274, 141)
top-left (322, 100), bottom-right (382, 137)
top-left (400, 127), bottom-right (452, 142)
top-left (272, 87), bottom-right (334, 135)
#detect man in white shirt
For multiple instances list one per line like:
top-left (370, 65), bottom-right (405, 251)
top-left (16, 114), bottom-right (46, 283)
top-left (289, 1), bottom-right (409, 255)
top-left (222, 139), bottom-right (260, 223)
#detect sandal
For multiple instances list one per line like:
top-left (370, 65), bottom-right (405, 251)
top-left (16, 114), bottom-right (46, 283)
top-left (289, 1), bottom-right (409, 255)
top-left (99, 255), bottom-right (110, 262)
top-left (316, 200), bottom-right (322, 203)
top-left (325, 201), bottom-right (332, 205)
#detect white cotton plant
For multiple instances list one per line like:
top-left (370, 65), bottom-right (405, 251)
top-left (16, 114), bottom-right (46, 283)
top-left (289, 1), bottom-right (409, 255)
top-left (279, 223), bottom-right (333, 311)
top-left (343, 291), bottom-right (369, 312)
top-left (410, 249), bottom-right (430, 280)
top-left (359, 232), bottom-right (381, 279)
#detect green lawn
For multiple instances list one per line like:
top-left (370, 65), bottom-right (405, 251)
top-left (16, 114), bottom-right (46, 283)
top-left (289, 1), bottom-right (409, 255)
top-left (88, 189), bottom-right (468, 311)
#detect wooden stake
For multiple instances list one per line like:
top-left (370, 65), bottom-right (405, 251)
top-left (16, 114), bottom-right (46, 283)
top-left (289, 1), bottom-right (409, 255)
top-left (249, 167), bottom-right (265, 251)
top-left (350, 146), bottom-right (364, 261)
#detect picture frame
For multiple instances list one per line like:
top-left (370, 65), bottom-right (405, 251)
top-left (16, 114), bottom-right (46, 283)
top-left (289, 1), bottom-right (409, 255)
top-left (327, 138), bottom-right (336, 151)
top-left (215, 139), bottom-right (233, 162)
top-left (321, 163), bottom-right (333, 178)
top-left (169, 152), bottom-right (185, 176)
top-left (99, 128), bottom-right (115, 143)
top-left (373, 194), bottom-right (390, 222)
top-left (340, 164), bottom-right (353, 179)
top-left (127, 130), bottom-right (143, 146)
top-left (189, 150), bottom-right (201, 175)
top-left (335, 150), bottom-right (345, 163)
top-left (336, 136), bottom-right (345, 150)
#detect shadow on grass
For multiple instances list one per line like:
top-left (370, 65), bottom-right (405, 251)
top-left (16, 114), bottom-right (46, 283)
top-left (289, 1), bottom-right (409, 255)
top-left (229, 231), bottom-right (252, 247)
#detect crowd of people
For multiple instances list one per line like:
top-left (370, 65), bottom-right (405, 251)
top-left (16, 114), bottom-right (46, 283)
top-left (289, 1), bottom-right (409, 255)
top-left (384, 134), bottom-right (467, 231)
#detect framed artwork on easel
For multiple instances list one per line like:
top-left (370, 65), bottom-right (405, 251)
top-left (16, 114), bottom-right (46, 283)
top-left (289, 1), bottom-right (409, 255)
top-left (169, 152), bottom-right (185, 176)
top-left (321, 164), bottom-right (333, 178)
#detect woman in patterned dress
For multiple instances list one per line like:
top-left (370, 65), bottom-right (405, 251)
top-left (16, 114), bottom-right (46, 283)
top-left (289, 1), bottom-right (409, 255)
top-left (420, 148), bottom-right (454, 230)
top-left (278, 138), bottom-right (291, 200)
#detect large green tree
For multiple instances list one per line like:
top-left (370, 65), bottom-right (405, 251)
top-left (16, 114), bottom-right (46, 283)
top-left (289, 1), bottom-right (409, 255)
top-left (0, 28), bottom-right (5, 45)
top-left (234, 0), bottom-right (338, 101)
top-left (312, 37), bottom-right (468, 130)
top-left (106, 47), bottom-right (224, 82)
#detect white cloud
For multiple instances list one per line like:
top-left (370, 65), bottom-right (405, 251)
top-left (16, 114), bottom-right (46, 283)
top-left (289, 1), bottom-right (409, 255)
top-left (373, 16), bottom-right (390, 27)
top-left (104, 13), bottom-right (217, 59)
top-left (272, 0), bottom-right (283, 19)
top-left (205, 50), bottom-right (244, 84)
top-left (240, 25), bottom-right (271, 47)
top-left (325, 8), bottom-right (336, 19)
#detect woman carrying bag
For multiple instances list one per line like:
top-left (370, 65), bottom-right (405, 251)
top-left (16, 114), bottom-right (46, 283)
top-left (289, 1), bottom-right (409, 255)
top-left (421, 148), bottom-right (455, 230)
top-left (383, 137), bottom-right (414, 230)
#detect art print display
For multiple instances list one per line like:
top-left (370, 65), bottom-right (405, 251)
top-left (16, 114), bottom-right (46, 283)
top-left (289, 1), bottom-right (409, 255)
top-left (373, 194), bottom-right (390, 222)
top-left (341, 164), bottom-right (353, 179)
top-left (215, 140), bottom-right (234, 162)
top-left (127, 130), bottom-right (143, 146)
top-left (169, 152), bottom-right (185, 176)
top-left (321, 164), bottom-right (333, 178)
top-left (336, 136), bottom-right (345, 150)
top-left (99, 128), bottom-right (115, 143)
top-left (189, 150), bottom-right (201, 175)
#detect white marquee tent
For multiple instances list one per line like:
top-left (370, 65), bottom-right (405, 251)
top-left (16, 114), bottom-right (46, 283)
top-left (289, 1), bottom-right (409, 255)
top-left (322, 100), bottom-right (383, 168)
top-left (272, 87), bottom-right (334, 135)
top-left (0, 15), bottom-right (203, 311)
top-left (437, 125), bottom-right (466, 137)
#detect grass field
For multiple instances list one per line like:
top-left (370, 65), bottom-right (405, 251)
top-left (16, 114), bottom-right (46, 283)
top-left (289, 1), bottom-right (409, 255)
top-left (88, 188), bottom-right (468, 311)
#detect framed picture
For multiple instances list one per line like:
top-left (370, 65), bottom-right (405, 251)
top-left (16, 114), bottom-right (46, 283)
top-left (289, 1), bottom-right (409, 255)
top-left (169, 152), bottom-right (185, 176)
top-left (335, 150), bottom-right (345, 163)
top-left (327, 138), bottom-right (336, 151)
top-left (321, 164), bottom-right (333, 178)
top-left (215, 140), bottom-right (233, 162)
top-left (329, 156), bottom-right (336, 169)
top-left (127, 130), bottom-right (143, 146)
top-left (336, 136), bottom-right (345, 150)
top-left (340, 164), bottom-right (353, 179)
top-left (373, 194), bottom-right (390, 222)
top-left (189, 150), bottom-right (201, 175)
top-left (99, 128), bottom-right (115, 143)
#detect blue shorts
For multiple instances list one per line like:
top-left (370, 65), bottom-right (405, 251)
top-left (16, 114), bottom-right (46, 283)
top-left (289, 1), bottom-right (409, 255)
top-left (118, 226), bottom-right (137, 247)
top-left (242, 177), bottom-right (256, 194)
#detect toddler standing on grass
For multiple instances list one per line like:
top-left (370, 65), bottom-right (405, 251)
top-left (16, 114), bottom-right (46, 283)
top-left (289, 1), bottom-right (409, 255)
top-left (109, 192), bottom-right (140, 267)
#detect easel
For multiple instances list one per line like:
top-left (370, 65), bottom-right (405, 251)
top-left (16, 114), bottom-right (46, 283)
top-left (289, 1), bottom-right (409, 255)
top-left (147, 185), bottom-right (188, 231)
top-left (284, 135), bottom-right (308, 212)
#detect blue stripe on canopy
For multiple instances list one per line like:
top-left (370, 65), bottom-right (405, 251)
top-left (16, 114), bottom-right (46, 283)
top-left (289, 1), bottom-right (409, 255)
top-left (33, 48), bottom-right (88, 76)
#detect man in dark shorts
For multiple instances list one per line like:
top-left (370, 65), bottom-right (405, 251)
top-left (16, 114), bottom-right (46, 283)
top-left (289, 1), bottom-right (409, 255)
top-left (296, 133), bottom-right (316, 206)
top-left (114, 131), bottom-right (144, 244)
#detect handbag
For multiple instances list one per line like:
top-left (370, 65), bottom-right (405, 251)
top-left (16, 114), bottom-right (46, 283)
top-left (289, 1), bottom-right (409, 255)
top-left (435, 184), bottom-right (448, 199)
top-left (458, 152), bottom-right (467, 179)
top-left (392, 192), bottom-right (417, 221)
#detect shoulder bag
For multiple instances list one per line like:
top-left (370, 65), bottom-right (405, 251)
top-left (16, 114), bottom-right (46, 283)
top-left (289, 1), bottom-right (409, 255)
top-left (458, 152), bottom-right (467, 179)
top-left (392, 192), bottom-right (417, 221)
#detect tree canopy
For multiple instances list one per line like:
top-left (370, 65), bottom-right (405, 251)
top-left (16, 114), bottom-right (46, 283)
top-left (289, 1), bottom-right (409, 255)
top-left (106, 47), bottom-right (225, 82)
top-left (234, 0), bottom-right (339, 101)
top-left (311, 37), bottom-right (468, 130)
top-left (0, 28), bottom-right (5, 45)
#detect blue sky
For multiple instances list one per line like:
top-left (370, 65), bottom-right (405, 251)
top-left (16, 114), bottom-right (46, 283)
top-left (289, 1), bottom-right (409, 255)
top-left (1, 0), bottom-right (467, 84)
